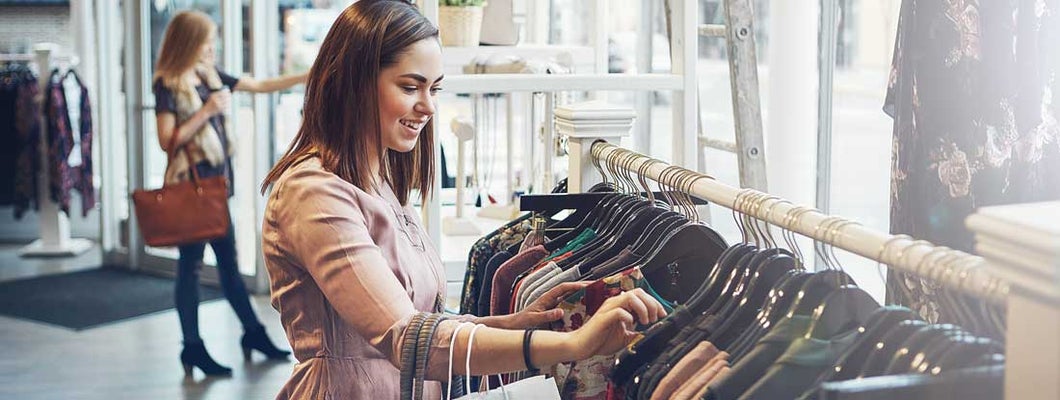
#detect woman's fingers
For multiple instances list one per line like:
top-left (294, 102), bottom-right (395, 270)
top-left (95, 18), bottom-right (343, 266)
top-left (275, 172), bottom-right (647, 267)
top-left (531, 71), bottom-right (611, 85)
top-left (620, 290), bottom-right (651, 325)
top-left (600, 289), bottom-right (667, 325)
top-left (541, 281), bottom-right (591, 307)
top-left (632, 288), bottom-right (667, 321)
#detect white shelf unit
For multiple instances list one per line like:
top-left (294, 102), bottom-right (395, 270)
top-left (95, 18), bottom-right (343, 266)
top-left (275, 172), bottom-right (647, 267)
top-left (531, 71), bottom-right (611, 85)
top-left (419, 0), bottom-right (699, 249)
top-left (440, 44), bottom-right (596, 74)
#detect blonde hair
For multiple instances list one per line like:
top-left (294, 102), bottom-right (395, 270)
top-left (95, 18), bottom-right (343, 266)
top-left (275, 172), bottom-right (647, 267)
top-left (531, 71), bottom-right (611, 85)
top-left (153, 10), bottom-right (216, 89)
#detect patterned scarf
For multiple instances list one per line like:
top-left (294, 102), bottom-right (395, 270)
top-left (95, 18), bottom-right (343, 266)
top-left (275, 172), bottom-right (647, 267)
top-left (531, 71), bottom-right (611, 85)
top-left (164, 65), bottom-right (233, 184)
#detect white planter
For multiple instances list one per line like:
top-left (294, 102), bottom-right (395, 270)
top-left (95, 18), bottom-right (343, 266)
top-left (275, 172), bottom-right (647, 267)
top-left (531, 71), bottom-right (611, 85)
top-left (438, 6), bottom-right (484, 47)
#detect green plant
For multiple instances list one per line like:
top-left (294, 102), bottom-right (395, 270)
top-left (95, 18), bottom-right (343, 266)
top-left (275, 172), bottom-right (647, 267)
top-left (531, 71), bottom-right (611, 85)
top-left (440, 0), bottom-right (485, 6)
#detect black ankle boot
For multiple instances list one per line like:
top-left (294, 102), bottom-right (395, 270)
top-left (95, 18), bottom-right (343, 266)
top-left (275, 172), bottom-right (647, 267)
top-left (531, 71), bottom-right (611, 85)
top-left (180, 340), bottom-right (232, 377)
top-left (241, 326), bottom-right (290, 361)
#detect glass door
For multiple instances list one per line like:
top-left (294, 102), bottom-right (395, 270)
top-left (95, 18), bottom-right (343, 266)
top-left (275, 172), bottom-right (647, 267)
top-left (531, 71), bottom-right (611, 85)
top-left (128, 0), bottom-right (260, 288)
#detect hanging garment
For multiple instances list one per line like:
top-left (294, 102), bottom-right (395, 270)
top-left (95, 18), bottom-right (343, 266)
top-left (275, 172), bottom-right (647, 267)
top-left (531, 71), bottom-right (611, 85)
top-left (475, 250), bottom-right (514, 316)
top-left (460, 214), bottom-right (533, 314)
top-left (886, 0), bottom-right (1060, 320)
top-left (5, 67), bottom-right (41, 218)
top-left (550, 267), bottom-right (674, 400)
top-left (0, 66), bottom-right (24, 205)
top-left (44, 69), bottom-right (94, 217)
top-left (489, 245), bottom-right (549, 316)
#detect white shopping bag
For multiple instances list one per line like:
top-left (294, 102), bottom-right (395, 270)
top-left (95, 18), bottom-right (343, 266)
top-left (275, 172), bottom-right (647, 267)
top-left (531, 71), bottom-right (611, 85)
top-left (448, 324), bottom-right (562, 400)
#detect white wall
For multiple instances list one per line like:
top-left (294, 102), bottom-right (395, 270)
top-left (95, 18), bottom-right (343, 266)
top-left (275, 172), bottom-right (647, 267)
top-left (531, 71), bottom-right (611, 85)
top-left (0, 6), bottom-right (72, 53)
top-left (0, 4), bottom-right (99, 242)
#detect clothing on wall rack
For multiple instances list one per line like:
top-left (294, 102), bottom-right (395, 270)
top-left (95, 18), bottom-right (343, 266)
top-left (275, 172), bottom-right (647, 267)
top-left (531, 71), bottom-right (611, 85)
top-left (458, 138), bottom-right (1011, 399)
top-left (0, 44), bottom-right (92, 257)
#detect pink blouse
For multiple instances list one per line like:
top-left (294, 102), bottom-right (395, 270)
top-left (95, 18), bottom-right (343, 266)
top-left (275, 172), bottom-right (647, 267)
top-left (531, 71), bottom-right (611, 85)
top-left (263, 157), bottom-right (464, 399)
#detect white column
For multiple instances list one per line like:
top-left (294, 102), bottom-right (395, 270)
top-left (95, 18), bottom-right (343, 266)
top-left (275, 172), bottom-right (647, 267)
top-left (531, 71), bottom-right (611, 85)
top-left (670, 0), bottom-right (697, 169)
top-left (591, 0), bottom-right (608, 101)
top-left (765, 0), bottom-right (818, 205)
top-left (765, 0), bottom-right (818, 266)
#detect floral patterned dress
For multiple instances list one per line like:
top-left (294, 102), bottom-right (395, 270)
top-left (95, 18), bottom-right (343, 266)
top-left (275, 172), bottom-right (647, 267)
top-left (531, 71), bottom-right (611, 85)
top-left (886, 0), bottom-right (1060, 327)
top-left (549, 267), bottom-right (675, 400)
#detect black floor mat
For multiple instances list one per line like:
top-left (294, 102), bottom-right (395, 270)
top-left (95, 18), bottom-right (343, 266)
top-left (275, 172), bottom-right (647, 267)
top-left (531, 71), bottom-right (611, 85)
top-left (0, 267), bottom-right (224, 330)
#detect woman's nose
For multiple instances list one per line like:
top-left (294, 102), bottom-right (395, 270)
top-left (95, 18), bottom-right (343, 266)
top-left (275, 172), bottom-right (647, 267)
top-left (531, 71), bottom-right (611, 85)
top-left (416, 96), bottom-right (436, 116)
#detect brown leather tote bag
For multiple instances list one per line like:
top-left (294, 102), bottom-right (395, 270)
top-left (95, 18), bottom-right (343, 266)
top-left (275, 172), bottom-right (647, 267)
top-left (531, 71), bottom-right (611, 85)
top-left (132, 130), bottom-right (230, 247)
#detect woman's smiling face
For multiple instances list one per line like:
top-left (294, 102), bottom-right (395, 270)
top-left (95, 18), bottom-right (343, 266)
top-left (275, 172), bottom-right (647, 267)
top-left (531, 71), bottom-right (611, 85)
top-left (376, 38), bottom-right (443, 153)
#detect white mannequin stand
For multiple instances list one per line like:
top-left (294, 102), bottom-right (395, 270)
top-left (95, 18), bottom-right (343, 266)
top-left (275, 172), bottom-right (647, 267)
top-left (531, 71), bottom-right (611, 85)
top-left (19, 43), bottom-right (92, 257)
top-left (442, 117), bottom-right (482, 236)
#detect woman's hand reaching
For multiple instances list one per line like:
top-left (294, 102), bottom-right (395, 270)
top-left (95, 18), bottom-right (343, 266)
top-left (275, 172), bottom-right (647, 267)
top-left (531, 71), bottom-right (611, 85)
top-left (503, 281), bottom-right (590, 329)
top-left (569, 288), bottom-right (667, 358)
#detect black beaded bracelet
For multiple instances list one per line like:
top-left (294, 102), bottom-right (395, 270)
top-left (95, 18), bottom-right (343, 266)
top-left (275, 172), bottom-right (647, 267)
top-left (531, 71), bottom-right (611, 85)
top-left (522, 328), bottom-right (539, 375)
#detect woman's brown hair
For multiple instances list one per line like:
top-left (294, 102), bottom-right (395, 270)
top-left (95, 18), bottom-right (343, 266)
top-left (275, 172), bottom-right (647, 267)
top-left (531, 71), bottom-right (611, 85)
top-left (261, 0), bottom-right (438, 206)
top-left (153, 10), bottom-right (215, 89)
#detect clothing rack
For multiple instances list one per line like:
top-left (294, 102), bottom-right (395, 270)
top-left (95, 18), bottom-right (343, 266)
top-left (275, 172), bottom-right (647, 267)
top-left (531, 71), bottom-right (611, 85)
top-left (564, 138), bottom-right (1060, 399)
top-left (574, 139), bottom-right (1006, 304)
top-left (8, 43), bottom-right (92, 257)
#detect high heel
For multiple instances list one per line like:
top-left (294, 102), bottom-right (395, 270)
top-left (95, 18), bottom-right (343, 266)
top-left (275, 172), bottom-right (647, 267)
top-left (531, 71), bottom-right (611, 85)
top-left (240, 326), bottom-right (291, 361)
top-left (180, 340), bottom-right (232, 377)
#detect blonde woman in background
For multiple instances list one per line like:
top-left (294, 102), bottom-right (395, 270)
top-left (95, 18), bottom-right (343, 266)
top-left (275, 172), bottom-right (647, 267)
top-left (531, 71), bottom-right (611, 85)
top-left (152, 10), bottom-right (306, 377)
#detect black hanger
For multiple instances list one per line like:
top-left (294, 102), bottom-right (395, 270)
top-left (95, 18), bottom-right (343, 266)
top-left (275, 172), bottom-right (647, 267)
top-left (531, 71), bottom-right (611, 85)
top-left (815, 306), bottom-right (919, 384)
top-left (562, 200), bottom-right (664, 272)
top-left (623, 226), bottom-right (736, 374)
top-left (551, 194), bottom-right (642, 262)
top-left (624, 212), bottom-right (684, 256)
top-left (856, 319), bottom-right (930, 378)
top-left (932, 336), bottom-right (1004, 372)
top-left (585, 212), bottom-right (689, 281)
top-left (881, 324), bottom-right (963, 375)
top-left (643, 245), bottom-right (760, 376)
top-left (785, 269), bottom-right (855, 317)
top-left (693, 245), bottom-right (760, 326)
top-left (642, 224), bottom-right (727, 305)
top-left (609, 243), bottom-right (745, 385)
top-left (541, 192), bottom-right (622, 252)
top-left (806, 285), bottom-right (882, 340)
top-left (683, 243), bottom-right (754, 314)
top-left (578, 207), bottom-right (673, 276)
top-left (541, 181), bottom-right (620, 233)
top-left (903, 332), bottom-right (972, 375)
top-left (709, 253), bottom-right (798, 348)
top-left (628, 212), bottom-right (691, 263)
top-left (727, 270), bottom-right (813, 361)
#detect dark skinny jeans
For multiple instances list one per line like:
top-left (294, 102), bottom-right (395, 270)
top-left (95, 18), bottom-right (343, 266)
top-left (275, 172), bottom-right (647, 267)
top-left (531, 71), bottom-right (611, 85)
top-left (176, 219), bottom-right (262, 343)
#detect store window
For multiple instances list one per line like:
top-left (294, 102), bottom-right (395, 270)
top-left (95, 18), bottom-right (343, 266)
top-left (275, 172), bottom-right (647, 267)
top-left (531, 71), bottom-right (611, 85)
top-left (823, 0), bottom-right (900, 300)
top-left (271, 1), bottom-right (351, 161)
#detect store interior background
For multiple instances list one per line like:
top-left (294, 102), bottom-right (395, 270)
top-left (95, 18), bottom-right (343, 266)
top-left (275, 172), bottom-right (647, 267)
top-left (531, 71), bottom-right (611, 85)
top-left (0, 0), bottom-right (902, 398)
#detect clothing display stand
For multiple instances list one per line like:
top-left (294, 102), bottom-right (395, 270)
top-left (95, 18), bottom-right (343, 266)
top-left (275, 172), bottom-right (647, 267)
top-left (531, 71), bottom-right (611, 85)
top-left (442, 116), bottom-right (481, 236)
top-left (17, 44), bottom-right (92, 257)
top-left (967, 202), bottom-right (1060, 400)
top-left (565, 138), bottom-right (1042, 398)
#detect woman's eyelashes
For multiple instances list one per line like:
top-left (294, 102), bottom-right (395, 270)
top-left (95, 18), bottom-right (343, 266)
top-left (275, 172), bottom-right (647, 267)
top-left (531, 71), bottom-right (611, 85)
top-left (400, 84), bottom-right (443, 95)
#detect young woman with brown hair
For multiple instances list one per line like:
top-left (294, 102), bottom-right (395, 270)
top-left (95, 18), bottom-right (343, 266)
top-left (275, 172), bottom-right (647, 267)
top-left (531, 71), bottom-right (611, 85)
top-left (153, 10), bottom-right (306, 377)
top-left (260, 1), bottom-right (665, 398)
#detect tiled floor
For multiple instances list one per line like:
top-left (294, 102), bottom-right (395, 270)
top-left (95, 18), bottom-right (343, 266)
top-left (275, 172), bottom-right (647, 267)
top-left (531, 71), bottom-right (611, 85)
top-left (0, 243), bottom-right (294, 400)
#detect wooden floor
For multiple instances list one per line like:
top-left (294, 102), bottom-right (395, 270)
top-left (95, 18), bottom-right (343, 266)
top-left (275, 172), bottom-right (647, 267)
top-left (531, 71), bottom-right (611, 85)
top-left (0, 244), bottom-right (294, 399)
